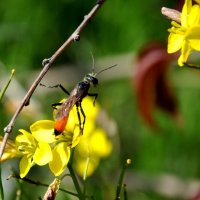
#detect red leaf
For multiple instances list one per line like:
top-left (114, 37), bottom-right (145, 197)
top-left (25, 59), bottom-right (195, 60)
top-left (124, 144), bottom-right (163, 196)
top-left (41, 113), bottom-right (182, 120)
top-left (133, 43), bottom-right (180, 129)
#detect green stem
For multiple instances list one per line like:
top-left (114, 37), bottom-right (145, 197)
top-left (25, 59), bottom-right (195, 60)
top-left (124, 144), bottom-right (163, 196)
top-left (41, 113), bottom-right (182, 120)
top-left (83, 156), bottom-right (90, 197)
top-left (115, 159), bottom-right (131, 200)
top-left (68, 162), bottom-right (84, 200)
top-left (0, 69), bottom-right (15, 102)
top-left (15, 189), bottom-right (21, 200)
top-left (123, 184), bottom-right (128, 200)
top-left (0, 165), bottom-right (4, 200)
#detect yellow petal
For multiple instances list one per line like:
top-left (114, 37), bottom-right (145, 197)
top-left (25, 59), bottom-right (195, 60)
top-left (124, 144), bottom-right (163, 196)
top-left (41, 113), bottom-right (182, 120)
top-left (178, 40), bottom-right (192, 66)
top-left (17, 129), bottom-right (35, 145)
top-left (75, 158), bottom-right (99, 177)
top-left (31, 120), bottom-right (55, 143)
top-left (89, 128), bottom-right (112, 157)
top-left (186, 26), bottom-right (200, 50)
top-left (70, 109), bottom-right (96, 136)
top-left (168, 33), bottom-right (184, 53)
top-left (181, 0), bottom-right (192, 27)
top-left (33, 142), bottom-right (52, 165)
top-left (19, 156), bottom-right (33, 178)
top-left (65, 109), bottom-right (77, 132)
top-left (81, 97), bottom-right (100, 119)
top-left (49, 143), bottom-right (70, 176)
top-left (188, 5), bottom-right (200, 26)
top-left (71, 127), bottom-right (82, 148)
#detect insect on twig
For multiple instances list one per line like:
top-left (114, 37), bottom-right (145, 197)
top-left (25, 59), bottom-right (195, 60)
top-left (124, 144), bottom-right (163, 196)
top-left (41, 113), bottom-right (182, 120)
top-left (46, 64), bottom-right (117, 136)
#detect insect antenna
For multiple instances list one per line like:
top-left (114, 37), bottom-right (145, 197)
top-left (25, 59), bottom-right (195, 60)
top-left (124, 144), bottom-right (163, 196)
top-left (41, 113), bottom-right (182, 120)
top-left (95, 64), bottom-right (117, 76)
top-left (90, 51), bottom-right (95, 75)
top-left (89, 51), bottom-right (117, 76)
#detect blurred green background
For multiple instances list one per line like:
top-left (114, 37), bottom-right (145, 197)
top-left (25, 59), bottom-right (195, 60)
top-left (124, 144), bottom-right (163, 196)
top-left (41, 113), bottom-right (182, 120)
top-left (2, 0), bottom-right (200, 200)
top-left (0, 0), bottom-right (175, 70)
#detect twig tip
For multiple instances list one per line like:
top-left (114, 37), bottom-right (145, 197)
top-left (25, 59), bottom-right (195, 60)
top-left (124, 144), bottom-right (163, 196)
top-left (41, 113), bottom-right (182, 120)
top-left (96, 0), bottom-right (105, 5)
top-left (126, 159), bottom-right (131, 165)
top-left (11, 69), bottom-right (16, 75)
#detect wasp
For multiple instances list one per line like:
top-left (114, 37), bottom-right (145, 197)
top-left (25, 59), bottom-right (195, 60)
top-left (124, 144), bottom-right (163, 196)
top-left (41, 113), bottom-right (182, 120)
top-left (51, 64), bottom-right (117, 136)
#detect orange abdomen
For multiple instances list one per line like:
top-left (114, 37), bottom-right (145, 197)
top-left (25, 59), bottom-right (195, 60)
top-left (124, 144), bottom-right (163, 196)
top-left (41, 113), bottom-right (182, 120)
top-left (54, 116), bottom-right (69, 136)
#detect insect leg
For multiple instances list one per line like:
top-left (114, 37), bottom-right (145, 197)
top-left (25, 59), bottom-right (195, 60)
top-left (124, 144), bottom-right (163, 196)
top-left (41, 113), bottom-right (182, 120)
top-left (76, 102), bottom-right (84, 134)
top-left (79, 101), bottom-right (86, 134)
top-left (88, 93), bottom-right (98, 106)
top-left (51, 102), bottom-right (62, 110)
top-left (40, 83), bottom-right (70, 95)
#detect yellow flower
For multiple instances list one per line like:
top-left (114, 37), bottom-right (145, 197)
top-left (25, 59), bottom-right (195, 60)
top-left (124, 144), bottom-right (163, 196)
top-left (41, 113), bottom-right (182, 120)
top-left (16, 129), bottom-right (52, 178)
top-left (89, 128), bottom-right (112, 157)
top-left (74, 128), bottom-right (112, 177)
top-left (73, 97), bottom-right (113, 177)
top-left (0, 136), bottom-right (21, 162)
top-left (1, 96), bottom-right (112, 179)
top-left (30, 118), bottom-right (81, 177)
top-left (167, 0), bottom-right (200, 66)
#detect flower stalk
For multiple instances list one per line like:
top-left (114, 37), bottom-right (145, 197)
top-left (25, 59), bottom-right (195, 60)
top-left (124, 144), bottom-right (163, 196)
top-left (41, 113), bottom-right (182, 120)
top-left (68, 162), bottom-right (84, 200)
top-left (115, 159), bottom-right (131, 200)
top-left (0, 69), bottom-right (15, 102)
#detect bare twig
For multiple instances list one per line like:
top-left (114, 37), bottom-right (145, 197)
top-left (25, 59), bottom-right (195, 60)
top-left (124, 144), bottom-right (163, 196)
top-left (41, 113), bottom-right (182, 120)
top-left (0, 0), bottom-right (106, 159)
top-left (7, 174), bottom-right (79, 197)
top-left (161, 7), bottom-right (181, 23)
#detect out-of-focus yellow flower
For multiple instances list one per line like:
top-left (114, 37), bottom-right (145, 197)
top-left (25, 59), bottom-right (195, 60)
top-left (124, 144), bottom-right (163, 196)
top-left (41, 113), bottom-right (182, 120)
top-left (0, 136), bottom-right (21, 162)
top-left (16, 129), bottom-right (52, 178)
top-left (73, 97), bottom-right (112, 177)
top-left (74, 128), bottom-right (112, 177)
top-left (167, 0), bottom-right (200, 66)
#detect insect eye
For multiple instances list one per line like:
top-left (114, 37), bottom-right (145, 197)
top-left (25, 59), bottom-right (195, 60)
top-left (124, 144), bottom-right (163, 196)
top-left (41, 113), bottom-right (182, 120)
top-left (92, 77), bottom-right (98, 85)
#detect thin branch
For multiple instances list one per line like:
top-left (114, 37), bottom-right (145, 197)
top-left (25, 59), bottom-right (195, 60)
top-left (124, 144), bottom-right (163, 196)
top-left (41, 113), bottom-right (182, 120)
top-left (0, 0), bottom-right (106, 160)
top-left (161, 7), bottom-right (181, 23)
top-left (7, 174), bottom-right (79, 197)
top-left (68, 162), bottom-right (84, 200)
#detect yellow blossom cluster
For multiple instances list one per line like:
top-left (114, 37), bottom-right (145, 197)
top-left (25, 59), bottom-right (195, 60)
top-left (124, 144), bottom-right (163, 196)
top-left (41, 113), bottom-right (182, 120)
top-left (1, 97), bottom-right (112, 178)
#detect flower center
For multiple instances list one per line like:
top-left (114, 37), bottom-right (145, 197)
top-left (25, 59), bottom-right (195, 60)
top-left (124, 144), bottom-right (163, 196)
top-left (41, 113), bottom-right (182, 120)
top-left (17, 141), bottom-right (36, 156)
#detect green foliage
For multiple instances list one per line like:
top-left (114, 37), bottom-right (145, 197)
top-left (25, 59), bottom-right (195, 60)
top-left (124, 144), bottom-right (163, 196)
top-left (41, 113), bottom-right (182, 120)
top-left (0, 0), bottom-right (175, 70)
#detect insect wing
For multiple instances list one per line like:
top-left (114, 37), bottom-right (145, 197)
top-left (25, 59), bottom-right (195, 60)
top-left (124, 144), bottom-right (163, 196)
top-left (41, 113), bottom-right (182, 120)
top-left (54, 93), bottom-right (79, 135)
top-left (55, 97), bottom-right (77, 120)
